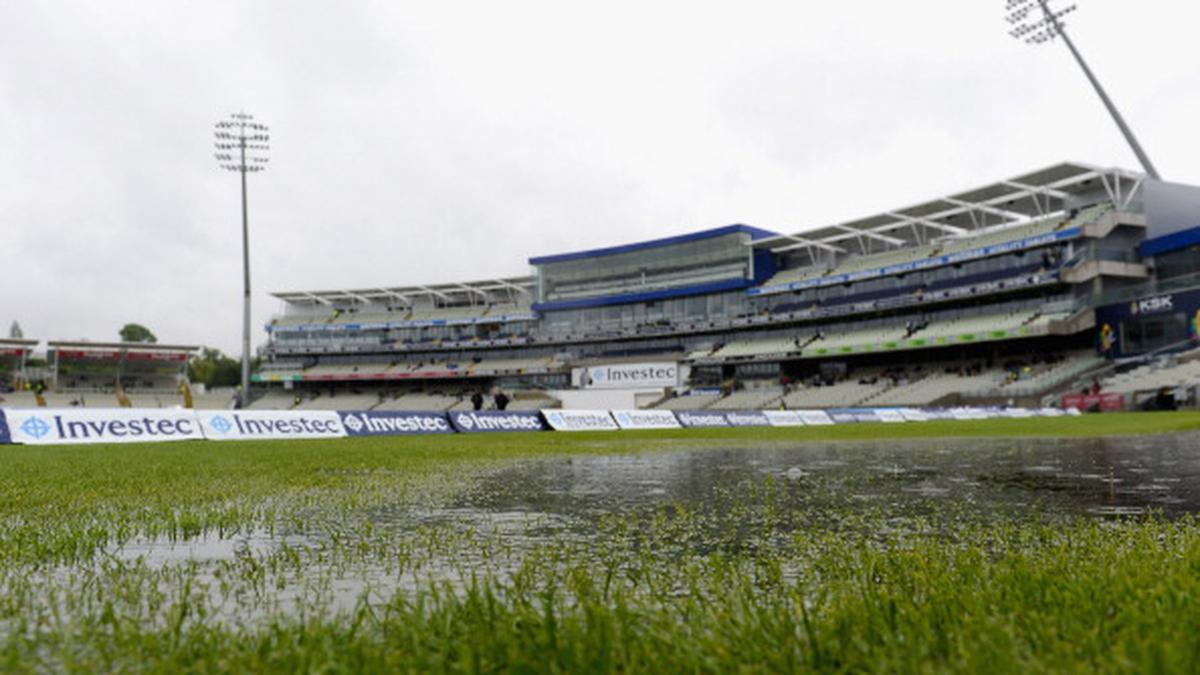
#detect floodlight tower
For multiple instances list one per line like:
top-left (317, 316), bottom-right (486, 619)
top-left (1006, 0), bottom-right (1160, 180)
top-left (214, 112), bottom-right (270, 407)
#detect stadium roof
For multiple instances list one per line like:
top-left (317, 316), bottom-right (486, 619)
top-left (47, 341), bottom-right (200, 353)
top-left (272, 276), bottom-right (536, 308)
top-left (529, 224), bottom-right (779, 266)
top-left (752, 162), bottom-right (1146, 258)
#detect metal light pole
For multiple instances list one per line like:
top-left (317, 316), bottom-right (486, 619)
top-left (214, 112), bottom-right (270, 408)
top-left (1006, 0), bottom-right (1160, 180)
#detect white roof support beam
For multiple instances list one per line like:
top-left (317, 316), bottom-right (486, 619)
top-left (941, 200), bottom-right (1024, 221)
top-left (456, 283), bottom-right (493, 304)
top-left (377, 288), bottom-right (412, 305)
top-left (770, 235), bottom-right (846, 254)
top-left (883, 212), bottom-right (969, 236)
top-left (489, 278), bottom-right (532, 293)
top-left (831, 224), bottom-right (906, 248)
top-left (417, 285), bottom-right (453, 302)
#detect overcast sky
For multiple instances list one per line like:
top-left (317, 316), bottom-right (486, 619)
top-left (3, 0), bottom-right (1198, 354)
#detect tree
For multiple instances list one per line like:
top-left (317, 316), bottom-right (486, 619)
top-left (188, 348), bottom-right (241, 388)
top-left (8, 321), bottom-right (22, 339)
top-left (119, 323), bottom-right (157, 344)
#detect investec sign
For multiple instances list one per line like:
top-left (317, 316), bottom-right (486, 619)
top-left (448, 411), bottom-right (547, 433)
top-left (200, 411), bottom-right (345, 441)
top-left (612, 409), bottom-right (681, 430)
top-left (541, 409), bottom-right (618, 432)
top-left (4, 408), bottom-right (204, 445)
top-left (675, 411), bottom-right (731, 428)
top-left (338, 411), bottom-right (453, 436)
top-left (582, 362), bottom-right (678, 390)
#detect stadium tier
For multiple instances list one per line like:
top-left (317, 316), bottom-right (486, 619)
top-left (238, 163), bottom-right (1200, 411)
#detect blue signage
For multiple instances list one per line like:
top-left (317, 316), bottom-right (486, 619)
top-left (723, 411), bottom-right (771, 427)
top-left (0, 411), bottom-right (10, 444)
top-left (750, 228), bottom-right (1081, 298)
top-left (675, 411), bottom-right (731, 428)
top-left (338, 411), bottom-right (453, 436)
top-left (828, 409), bottom-right (883, 424)
top-left (448, 411), bottom-right (547, 433)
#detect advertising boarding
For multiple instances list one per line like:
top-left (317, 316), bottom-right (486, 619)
top-left (675, 411), bottom-right (731, 428)
top-left (449, 410), bottom-right (548, 433)
top-left (0, 411), bottom-right (11, 444)
top-left (4, 408), bottom-right (205, 445)
top-left (199, 411), bottom-right (346, 441)
top-left (611, 409), bottom-right (682, 430)
top-left (541, 410), bottom-right (619, 431)
top-left (762, 410), bottom-right (806, 427)
top-left (577, 362), bottom-right (679, 390)
top-left (795, 410), bottom-right (836, 426)
top-left (338, 411), bottom-right (453, 436)
top-left (724, 411), bottom-right (772, 427)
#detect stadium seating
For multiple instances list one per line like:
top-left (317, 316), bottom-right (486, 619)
top-left (191, 388), bottom-right (238, 410)
top-left (293, 393), bottom-right (380, 411)
top-left (303, 363), bottom-right (391, 378)
top-left (654, 393), bottom-right (723, 410)
top-left (711, 336), bottom-right (803, 359)
top-left (938, 218), bottom-right (1061, 256)
top-left (125, 393), bottom-right (185, 409)
top-left (467, 357), bottom-right (561, 376)
top-left (833, 244), bottom-right (939, 276)
top-left (782, 380), bottom-right (885, 408)
top-left (709, 387), bottom-right (785, 410)
top-left (1102, 359), bottom-right (1200, 394)
top-left (374, 392), bottom-right (462, 411)
top-left (804, 325), bottom-right (911, 355)
top-left (911, 309), bottom-right (1038, 341)
top-left (983, 352), bottom-right (1106, 396)
top-left (248, 390), bottom-right (299, 410)
top-left (0, 391), bottom-right (40, 408)
top-left (867, 369), bottom-right (1007, 406)
top-left (759, 265), bottom-right (831, 289)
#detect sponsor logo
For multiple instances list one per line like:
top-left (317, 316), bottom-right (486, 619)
top-left (202, 412), bottom-right (344, 440)
top-left (611, 410), bottom-right (681, 430)
top-left (338, 411), bottom-right (452, 436)
top-left (8, 409), bottom-right (201, 444)
top-left (342, 414), bottom-right (365, 433)
top-left (449, 411), bottom-right (546, 433)
top-left (676, 411), bottom-right (730, 428)
top-left (541, 410), bottom-right (618, 431)
top-left (763, 410), bottom-right (805, 427)
top-left (1132, 295), bottom-right (1174, 316)
top-left (21, 416), bottom-right (51, 439)
top-left (581, 363), bottom-right (678, 389)
top-left (795, 410), bottom-right (835, 426)
top-left (871, 409), bottom-right (908, 424)
top-left (724, 411), bottom-right (770, 427)
top-left (209, 415), bottom-right (234, 434)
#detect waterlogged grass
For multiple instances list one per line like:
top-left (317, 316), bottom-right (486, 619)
top-left (1, 412), bottom-right (1200, 672)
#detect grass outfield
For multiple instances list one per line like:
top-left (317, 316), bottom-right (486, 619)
top-left (1, 411), bottom-right (1199, 672)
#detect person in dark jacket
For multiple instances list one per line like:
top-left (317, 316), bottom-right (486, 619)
top-left (470, 391), bottom-right (484, 411)
top-left (493, 389), bottom-right (510, 411)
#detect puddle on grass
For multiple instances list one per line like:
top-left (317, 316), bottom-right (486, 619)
top-left (51, 431), bottom-right (1200, 623)
top-left (441, 433), bottom-right (1200, 524)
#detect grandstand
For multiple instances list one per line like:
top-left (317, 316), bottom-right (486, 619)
top-left (0, 338), bottom-right (37, 396)
top-left (239, 162), bottom-right (1200, 412)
